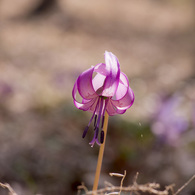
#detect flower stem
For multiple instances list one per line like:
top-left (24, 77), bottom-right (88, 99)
top-left (92, 112), bottom-right (109, 194)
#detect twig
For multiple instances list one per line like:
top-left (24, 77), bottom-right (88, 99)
top-left (133, 172), bottom-right (139, 185)
top-left (77, 182), bottom-right (89, 195)
top-left (78, 173), bottom-right (195, 195)
top-left (119, 170), bottom-right (126, 195)
top-left (174, 174), bottom-right (195, 195)
top-left (108, 171), bottom-right (127, 195)
top-left (85, 171), bottom-right (169, 195)
top-left (0, 182), bottom-right (18, 195)
top-left (85, 184), bottom-right (169, 195)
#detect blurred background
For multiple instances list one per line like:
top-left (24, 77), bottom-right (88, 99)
top-left (0, 0), bottom-right (195, 194)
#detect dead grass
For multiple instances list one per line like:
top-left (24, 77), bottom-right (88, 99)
top-left (77, 171), bottom-right (195, 195)
top-left (0, 182), bottom-right (18, 195)
top-left (0, 170), bottom-right (194, 195)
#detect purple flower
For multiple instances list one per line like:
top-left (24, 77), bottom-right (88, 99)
top-left (192, 104), bottom-right (195, 127)
top-left (151, 95), bottom-right (188, 146)
top-left (72, 51), bottom-right (134, 146)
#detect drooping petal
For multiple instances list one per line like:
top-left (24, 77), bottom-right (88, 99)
top-left (92, 63), bottom-right (109, 95)
top-left (106, 99), bottom-right (126, 116)
top-left (83, 97), bottom-right (99, 113)
top-left (114, 72), bottom-right (129, 100)
top-left (77, 67), bottom-right (97, 100)
top-left (94, 63), bottom-right (108, 76)
top-left (101, 51), bottom-right (120, 97)
top-left (72, 82), bottom-right (97, 111)
top-left (92, 73), bottom-right (106, 93)
top-left (111, 87), bottom-right (134, 111)
top-left (119, 72), bottom-right (129, 87)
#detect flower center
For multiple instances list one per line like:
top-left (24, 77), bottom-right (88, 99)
top-left (82, 96), bottom-right (107, 147)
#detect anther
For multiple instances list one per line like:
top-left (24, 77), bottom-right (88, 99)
top-left (100, 130), bottom-right (104, 144)
top-left (101, 115), bottom-right (105, 129)
top-left (94, 114), bottom-right (97, 127)
top-left (82, 126), bottom-right (89, 138)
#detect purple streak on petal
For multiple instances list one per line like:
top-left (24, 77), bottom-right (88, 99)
top-left (77, 67), bottom-right (97, 100)
top-left (101, 51), bottom-right (120, 97)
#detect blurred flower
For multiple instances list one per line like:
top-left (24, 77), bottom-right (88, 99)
top-left (193, 105), bottom-right (195, 127)
top-left (0, 81), bottom-right (13, 99)
top-left (72, 51), bottom-right (134, 146)
top-left (151, 95), bottom-right (188, 146)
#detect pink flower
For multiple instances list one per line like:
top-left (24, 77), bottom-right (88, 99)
top-left (72, 51), bottom-right (134, 146)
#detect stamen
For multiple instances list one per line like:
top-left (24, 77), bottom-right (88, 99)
top-left (100, 130), bottom-right (104, 144)
top-left (101, 116), bottom-right (105, 129)
top-left (96, 98), bottom-right (104, 129)
top-left (89, 97), bottom-right (107, 146)
top-left (82, 126), bottom-right (89, 138)
top-left (94, 114), bottom-right (97, 127)
top-left (95, 127), bottom-right (99, 139)
top-left (101, 98), bottom-right (107, 129)
top-left (89, 127), bottom-right (101, 147)
top-left (83, 98), bottom-right (100, 138)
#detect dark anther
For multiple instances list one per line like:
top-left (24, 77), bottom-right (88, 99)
top-left (100, 130), bottom-right (104, 144)
top-left (94, 114), bottom-right (97, 127)
top-left (101, 115), bottom-right (105, 129)
top-left (82, 126), bottom-right (89, 138)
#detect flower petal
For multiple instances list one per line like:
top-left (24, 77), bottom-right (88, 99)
top-left (106, 99), bottom-right (126, 116)
top-left (92, 73), bottom-right (106, 93)
top-left (101, 51), bottom-right (120, 97)
top-left (119, 72), bottom-right (129, 87)
top-left (111, 87), bottom-right (134, 111)
top-left (77, 67), bottom-right (97, 99)
top-left (94, 63), bottom-right (108, 76)
top-left (114, 72), bottom-right (129, 100)
top-left (72, 82), bottom-right (97, 111)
